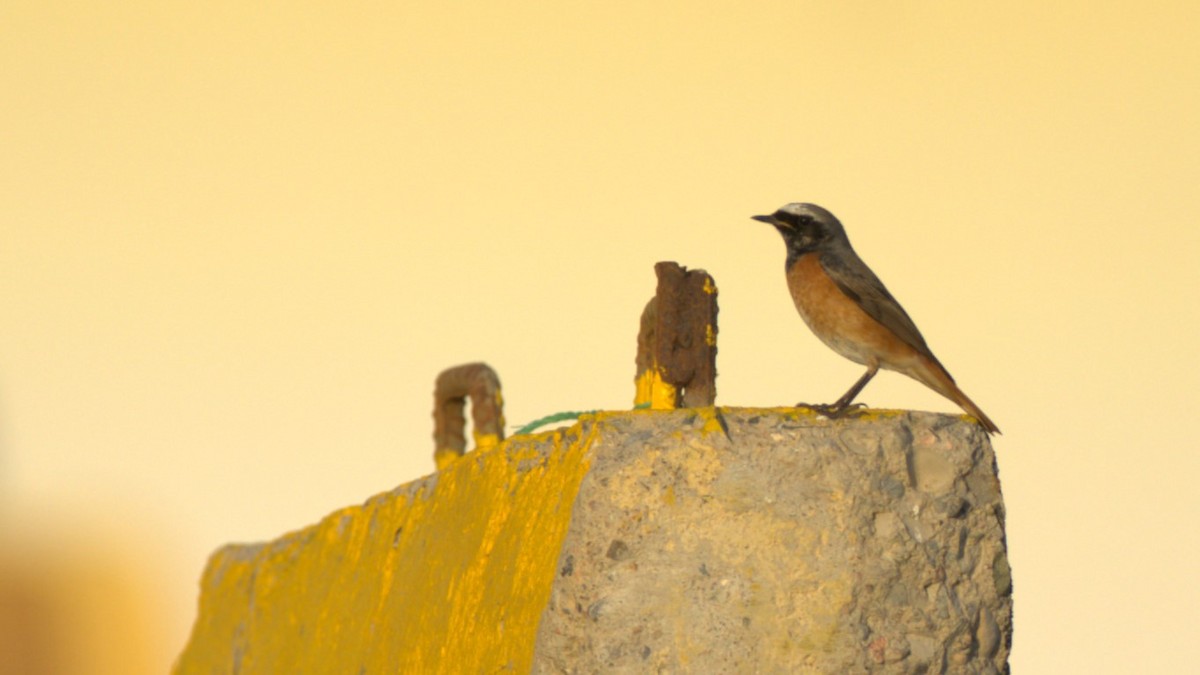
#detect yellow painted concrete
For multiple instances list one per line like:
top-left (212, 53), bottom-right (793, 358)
top-left (174, 420), bottom-right (597, 674)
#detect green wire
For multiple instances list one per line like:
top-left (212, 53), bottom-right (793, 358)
top-left (513, 402), bottom-right (650, 436)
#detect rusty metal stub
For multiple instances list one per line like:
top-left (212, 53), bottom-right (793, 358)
top-left (634, 262), bottom-right (719, 409)
top-left (433, 362), bottom-right (505, 470)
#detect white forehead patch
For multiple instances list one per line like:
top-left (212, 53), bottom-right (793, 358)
top-left (777, 202), bottom-right (835, 221)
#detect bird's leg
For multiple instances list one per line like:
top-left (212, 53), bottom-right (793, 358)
top-left (801, 365), bottom-right (878, 417)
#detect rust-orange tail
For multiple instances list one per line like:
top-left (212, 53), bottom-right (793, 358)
top-left (948, 386), bottom-right (1000, 435)
top-left (909, 356), bottom-right (1001, 435)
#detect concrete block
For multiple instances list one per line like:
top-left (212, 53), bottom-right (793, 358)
top-left (175, 408), bottom-right (1010, 673)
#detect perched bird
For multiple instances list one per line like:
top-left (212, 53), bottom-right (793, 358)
top-left (752, 203), bottom-right (1000, 434)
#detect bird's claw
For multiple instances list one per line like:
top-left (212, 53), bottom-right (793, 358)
top-left (795, 402), bottom-right (868, 418)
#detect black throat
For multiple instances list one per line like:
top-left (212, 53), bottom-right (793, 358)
top-left (784, 237), bottom-right (818, 270)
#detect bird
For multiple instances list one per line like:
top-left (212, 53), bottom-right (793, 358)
top-left (751, 202), bottom-right (1000, 434)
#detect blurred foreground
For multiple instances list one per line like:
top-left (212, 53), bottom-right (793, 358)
top-left (0, 516), bottom-right (175, 675)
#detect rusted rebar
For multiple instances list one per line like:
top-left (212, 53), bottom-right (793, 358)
top-left (432, 362), bottom-right (504, 470)
top-left (634, 262), bottom-right (718, 409)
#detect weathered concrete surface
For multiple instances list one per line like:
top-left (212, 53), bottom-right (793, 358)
top-left (175, 407), bottom-right (1010, 673)
top-left (533, 408), bottom-right (1010, 673)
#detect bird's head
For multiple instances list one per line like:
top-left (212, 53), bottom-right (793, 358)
top-left (751, 203), bottom-right (847, 257)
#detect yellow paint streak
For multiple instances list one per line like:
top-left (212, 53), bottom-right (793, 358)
top-left (634, 368), bottom-right (678, 410)
top-left (473, 430), bottom-right (500, 452)
top-left (754, 405), bottom-right (910, 426)
top-left (175, 422), bottom-right (597, 674)
top-left (695, 406), bottom-right (727, 437)
top-left (493, 389), bottom-right (507, 431)
top-left (434, 445), bottom-right (460, 471)
top-left (838, 407), bottom-right (907, 423)
top-left (634, 368), bottom-right (655, 407)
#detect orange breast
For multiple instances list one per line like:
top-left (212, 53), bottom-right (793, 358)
top-left (785, 253), bottom-right (919, 369)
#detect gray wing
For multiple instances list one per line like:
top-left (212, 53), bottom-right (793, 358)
top-left (819, 246), bottom-right (948, 372)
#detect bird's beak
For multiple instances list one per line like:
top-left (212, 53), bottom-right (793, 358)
top-left (751, 214), bottom-right (776, 225)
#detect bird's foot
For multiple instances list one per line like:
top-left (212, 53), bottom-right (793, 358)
top-left (795, 402), bottom-right (868, 418)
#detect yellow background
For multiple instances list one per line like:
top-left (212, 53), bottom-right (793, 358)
top-left (2, 1), bottom-right (1197, 672)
